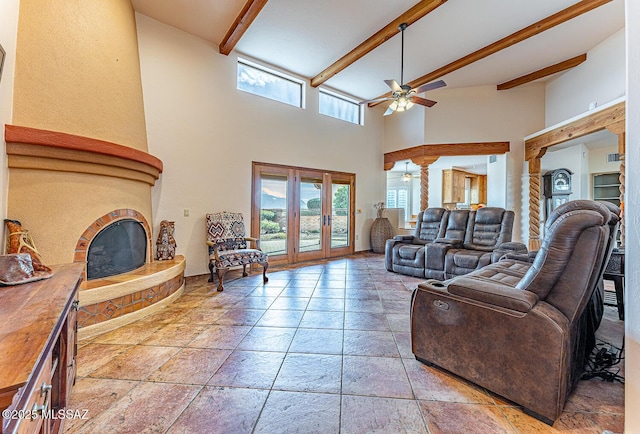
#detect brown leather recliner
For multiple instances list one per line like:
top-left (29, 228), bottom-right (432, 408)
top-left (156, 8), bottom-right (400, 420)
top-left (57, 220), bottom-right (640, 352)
top-left (385, 208), bottom-right (449, 277)
top-left (411, 200), bottom-right (619, 424)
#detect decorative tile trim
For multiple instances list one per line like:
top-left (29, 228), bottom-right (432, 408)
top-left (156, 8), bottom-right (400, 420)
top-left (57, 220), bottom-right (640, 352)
top-left (77, 274), bottom-right (183, 328)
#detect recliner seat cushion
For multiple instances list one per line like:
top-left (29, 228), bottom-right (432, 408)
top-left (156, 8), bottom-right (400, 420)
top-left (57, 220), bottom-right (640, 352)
top-left (398, 244), bottom-right (423, 260)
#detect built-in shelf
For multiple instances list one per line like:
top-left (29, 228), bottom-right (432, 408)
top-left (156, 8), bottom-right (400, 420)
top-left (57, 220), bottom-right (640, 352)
top-left (594, 172), bottom-right (621, 206)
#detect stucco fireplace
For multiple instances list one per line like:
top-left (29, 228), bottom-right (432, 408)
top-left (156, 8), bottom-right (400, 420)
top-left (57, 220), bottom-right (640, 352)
top-left (5, 125), bottom-right (186, 339)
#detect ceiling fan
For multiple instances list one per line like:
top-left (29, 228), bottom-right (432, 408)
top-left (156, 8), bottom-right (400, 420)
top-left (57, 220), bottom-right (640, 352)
top-left (361, 23), bottom-right (446, 116)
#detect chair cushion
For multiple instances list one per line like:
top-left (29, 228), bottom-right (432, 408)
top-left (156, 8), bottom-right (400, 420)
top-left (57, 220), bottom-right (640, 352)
top-left (211, 248), bottom-right (268, 268)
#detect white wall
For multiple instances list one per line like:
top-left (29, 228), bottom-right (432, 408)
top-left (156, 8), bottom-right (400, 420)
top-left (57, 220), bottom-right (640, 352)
top-left (0, 0), bottom-right (20, 249)
top-left (589, 145), bottom-right (621, 175)
top-left (546, 29), bottom-right (626, 126)
top-left (136, 14), bottom-right (385, 276)
top-left (413, 84), bottom-right (546, 243)
top-left (625, 0), bottom-right (639, 430)
top-left (383, 104), bottom-right (425, 152)
top-left (487, 154), bottom-right (507, 208)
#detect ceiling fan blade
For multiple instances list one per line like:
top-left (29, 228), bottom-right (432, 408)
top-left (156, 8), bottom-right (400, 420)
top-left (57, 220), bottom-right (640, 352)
top-left (414, 79), bottom-right (447, 94)
top-left (410, 96), bottom-right (437, 107)
top-left (384, 79), bottom-right (402, 93)
top-left (383, 106), bottom-right (395, 116)
top-left (359, 97), bottom-right (391, 105)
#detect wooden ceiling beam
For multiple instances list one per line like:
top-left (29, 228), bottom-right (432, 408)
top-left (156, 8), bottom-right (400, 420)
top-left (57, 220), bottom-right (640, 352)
top-left (219, 0), bottom-right (269, 55)
top-left (370, 0), bottom-right (612, 106)
top-left (497, 54), bottom-right (587, 90)
top-left (310, 0), bottom-right (447, 88)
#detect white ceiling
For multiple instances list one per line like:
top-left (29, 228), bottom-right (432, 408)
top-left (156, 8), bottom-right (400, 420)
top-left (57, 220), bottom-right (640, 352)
top-left (131, 0), bottom-right (624, 101)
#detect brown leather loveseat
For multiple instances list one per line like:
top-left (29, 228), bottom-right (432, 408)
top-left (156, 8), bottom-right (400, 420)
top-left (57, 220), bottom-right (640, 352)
top-left (410, 200), bottom-right (620, 424)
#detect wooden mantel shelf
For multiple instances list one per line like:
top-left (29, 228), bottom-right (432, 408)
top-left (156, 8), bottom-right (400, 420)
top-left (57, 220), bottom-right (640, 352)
top-left (4, 125), bottom-right (163, 185)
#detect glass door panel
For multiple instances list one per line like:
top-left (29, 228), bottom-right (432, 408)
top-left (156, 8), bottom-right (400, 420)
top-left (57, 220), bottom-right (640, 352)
top-left (331, 182), bottom-right (350, 249)
top-left (299, 178), bottom-right (323, 253)
top-left (259, 174), bottom-right (289, 257)
top-left (252, 162), bottom-right (355, 266)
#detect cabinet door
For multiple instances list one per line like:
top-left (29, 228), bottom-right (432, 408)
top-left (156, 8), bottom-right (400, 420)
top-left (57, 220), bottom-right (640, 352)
top-left (442, 170), bottom-right (454, 203)
top-left (65, 299), bottom-right (78, 403)
top-left (452, 171), bottom-right (466, 203)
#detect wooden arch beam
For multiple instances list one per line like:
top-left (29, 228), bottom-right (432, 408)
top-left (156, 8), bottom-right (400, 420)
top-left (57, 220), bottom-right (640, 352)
top-left (310, 0), bottom-right (447, 88)
top-left (370, 0), bottom-right (611, 106)
top-left (219, 0), bottom-right (269, 55)
top-left (524, 100), bottom-right (625, 250)
top-left (383, 141), bottom-right (510, 170)
top-left (524, 101), bottom-right (625, 161)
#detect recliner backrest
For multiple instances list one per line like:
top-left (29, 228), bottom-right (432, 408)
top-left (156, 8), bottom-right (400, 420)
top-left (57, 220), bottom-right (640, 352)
top-left (413, 208), bottom-right (448, 244)
top-left (516, 200), bottom-right (617, 322)
top-left (463, 208), bottom-right (514, 251)
top-left (441, 210), bottom-right (470, 240)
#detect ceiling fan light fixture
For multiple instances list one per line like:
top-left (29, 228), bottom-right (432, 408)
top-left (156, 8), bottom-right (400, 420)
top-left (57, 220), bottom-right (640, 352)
top-left (402, 162), bottom-right (412, 182)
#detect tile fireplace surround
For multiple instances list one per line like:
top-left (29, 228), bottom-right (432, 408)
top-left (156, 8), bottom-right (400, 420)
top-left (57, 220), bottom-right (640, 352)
top-left (75, 209), bottom-right (186, 339)
top-left (4, 125), bottom-right (185, 339)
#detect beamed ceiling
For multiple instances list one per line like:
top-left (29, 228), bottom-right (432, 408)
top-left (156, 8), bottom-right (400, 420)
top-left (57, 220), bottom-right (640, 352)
top-left (131, 0), bottom-right (624, 102)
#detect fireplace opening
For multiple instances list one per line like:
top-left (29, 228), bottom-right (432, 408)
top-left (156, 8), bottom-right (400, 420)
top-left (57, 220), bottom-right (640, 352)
top-left (87, 219), bottom-right (147, 280)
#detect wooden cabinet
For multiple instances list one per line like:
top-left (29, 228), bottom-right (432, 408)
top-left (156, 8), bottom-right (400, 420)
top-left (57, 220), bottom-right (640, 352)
top-left (443, 170), bottom-right (487, 205)
top-left (442, 169), bottom-right (466, 204)
top-left (470, 175), bottom-right (487, 204)
top-left (0, 263), bottom-right (83, 434)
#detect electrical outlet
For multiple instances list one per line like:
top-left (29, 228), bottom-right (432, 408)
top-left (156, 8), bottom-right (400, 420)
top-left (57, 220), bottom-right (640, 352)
top-left (356, 235), bottom-right (359, 240)
top-left (183, 209), bottom-right (190, 217)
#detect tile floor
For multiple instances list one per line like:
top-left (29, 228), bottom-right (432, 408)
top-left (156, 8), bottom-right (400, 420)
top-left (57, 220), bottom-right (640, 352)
top-left (65, 253), bottom-right (624, 433)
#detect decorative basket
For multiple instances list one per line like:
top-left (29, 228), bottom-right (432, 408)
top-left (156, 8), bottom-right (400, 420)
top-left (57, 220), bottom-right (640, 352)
top-left (370, 217), bottom-right (394, 253)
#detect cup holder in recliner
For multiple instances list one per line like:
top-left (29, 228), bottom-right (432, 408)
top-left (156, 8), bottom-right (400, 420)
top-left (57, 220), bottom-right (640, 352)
top-left (427, 279), bottom-right (446, 288)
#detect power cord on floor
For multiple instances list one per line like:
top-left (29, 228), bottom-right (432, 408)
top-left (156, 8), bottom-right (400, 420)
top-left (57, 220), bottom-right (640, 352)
top-left (581, 338), bottom-right (625, 383)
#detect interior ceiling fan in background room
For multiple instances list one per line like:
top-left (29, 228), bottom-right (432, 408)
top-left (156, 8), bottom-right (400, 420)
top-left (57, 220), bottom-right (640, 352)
top-left (362, 23), bottom-right (446, 116)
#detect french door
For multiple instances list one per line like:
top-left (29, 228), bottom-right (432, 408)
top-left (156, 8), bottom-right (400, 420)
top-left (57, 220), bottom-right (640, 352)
top-left (252, 162), bottom-right (355, 266)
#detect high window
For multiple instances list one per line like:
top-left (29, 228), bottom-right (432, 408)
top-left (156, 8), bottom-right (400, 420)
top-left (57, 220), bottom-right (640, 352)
top-left (237, 59), bottom-right (304, 108)
top-left (319, 89), bottom-right (362, 125)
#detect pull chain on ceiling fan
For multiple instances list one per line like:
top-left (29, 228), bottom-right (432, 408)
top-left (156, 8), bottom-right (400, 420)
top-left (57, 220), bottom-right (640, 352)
top-left (360, 23), bottom-right (447, 116)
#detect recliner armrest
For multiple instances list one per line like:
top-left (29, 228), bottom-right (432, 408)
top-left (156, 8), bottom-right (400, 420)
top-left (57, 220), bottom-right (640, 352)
top-left (431, 277), bottom-right (539, 313)
top-left (503, 253), bottom-right (534, 263)
top-left (434, 238), bottom-right (463, 246)
top-left (492, 241), bottom-right (529, 263)
top-left (393, 235), bottom-right (414, 242)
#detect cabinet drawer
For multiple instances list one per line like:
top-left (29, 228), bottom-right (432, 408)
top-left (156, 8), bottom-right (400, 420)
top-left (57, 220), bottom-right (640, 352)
top-left (5, 356), bottom-right (52, 434)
